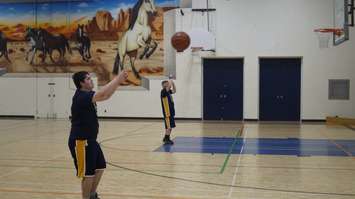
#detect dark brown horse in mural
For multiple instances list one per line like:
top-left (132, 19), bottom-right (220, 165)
top-left (75, 24), bottom-right (91, 62)
top-left (25, 27), bottom-right (45, 64)
top-left (0, 31), bottom-right (11, 62)
top-left (37, 28), bottom-right (72, 64)
top-left (113, 0), bottom-right (158, 79)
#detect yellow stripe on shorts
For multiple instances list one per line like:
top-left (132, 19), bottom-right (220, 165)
top-left (165, 117), bottom-right (171, 129)
top-left (162, 97), bottom-right (171, 117)
top-left (75, 140), bottom-right (87, 178)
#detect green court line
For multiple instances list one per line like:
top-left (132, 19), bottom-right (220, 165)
top-left (219, 126), bottom-right (244, 174)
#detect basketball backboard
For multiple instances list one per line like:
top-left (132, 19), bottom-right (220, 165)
top-left (333, 0), bottom-right (351, 45)
top-left (188, 28), bottom-right (215, 50)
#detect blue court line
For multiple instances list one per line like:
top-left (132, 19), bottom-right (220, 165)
top-left (154, 137), bottom-right (355, 156)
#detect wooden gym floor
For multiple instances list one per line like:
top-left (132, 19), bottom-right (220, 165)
top-left (0, 118), bottom-right (354, 199)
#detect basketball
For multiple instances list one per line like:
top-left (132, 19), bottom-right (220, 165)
top-left (171, 31), bottom-right (190, 52)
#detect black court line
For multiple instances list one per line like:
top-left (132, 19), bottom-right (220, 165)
top-left (101, 125), bottom-right (355, 197)
top-left (106, 161), bottom-right (355, 197)
top-left (344, 124), bottom-right (355, 131)
top-left (3, 120), bottom-right (351, 197)
top-left (1, 158), bottom-right (355, 171)
top-left (0, 164), bottom-right (218, 174)
top-left (98, 124), bottom-right (355, 197)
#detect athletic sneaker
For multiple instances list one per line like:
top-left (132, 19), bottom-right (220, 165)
top-left (90, 192), bottom-right (100, 199)
top-left (163, 137), bottom-right (174, 145)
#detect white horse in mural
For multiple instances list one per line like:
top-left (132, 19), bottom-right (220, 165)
top-left (113, 0), bottom-right (157, 79)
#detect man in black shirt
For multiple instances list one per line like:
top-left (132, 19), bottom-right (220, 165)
top-left (160, 79), bottom-right (176, 145)
top-left (69, 70), bottom-right (127, 199)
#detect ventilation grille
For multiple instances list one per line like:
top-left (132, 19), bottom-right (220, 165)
top-left (329, 79), bottom-right (350, 100)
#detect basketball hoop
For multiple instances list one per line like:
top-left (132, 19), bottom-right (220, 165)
top-left (191, 47), bottom-right (203, 52)
top-left (190, 47), bottom-right (215, 64)
top-left (314, 28), bottom-right (343, 48)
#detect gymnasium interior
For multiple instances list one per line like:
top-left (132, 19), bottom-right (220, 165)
top-left (0, 0), bottom-right (355, 198)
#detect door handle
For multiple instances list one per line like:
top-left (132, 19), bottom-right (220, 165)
top-left (276, 95), bottom-right (284, 99)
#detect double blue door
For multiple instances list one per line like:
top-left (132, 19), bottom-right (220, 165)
top-left (203, 58), bottom-right (244, 120)
top-left (259, 58), bottom-right (301, 121)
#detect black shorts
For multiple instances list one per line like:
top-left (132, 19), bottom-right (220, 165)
top-left (68, 139), bottom-right (106, 178)
top-left (164, 116), bottom-right (176, 129)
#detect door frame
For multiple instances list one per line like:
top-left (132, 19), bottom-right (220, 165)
top-left (258, 56), bottom-right (303, 121)
top-left (202, 57), bottom-right (245, 121)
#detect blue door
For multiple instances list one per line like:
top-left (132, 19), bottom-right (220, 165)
top-left (259, 58), bottom-right (301, 121)
top-left (203, 58), bottom-right (243, 120)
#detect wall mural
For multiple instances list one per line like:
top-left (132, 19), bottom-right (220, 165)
top-left (0, 0), bottom-right (179, 86)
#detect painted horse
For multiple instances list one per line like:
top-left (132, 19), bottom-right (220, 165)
top-left (113, 0), bottom-right (158, 79)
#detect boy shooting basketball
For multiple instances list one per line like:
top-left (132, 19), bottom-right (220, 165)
top-left (161, 79), bottom-right (176, 145)
top-left (69, 70), bottom-right (128, 199)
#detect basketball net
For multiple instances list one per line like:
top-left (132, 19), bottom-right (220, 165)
top-left (314, 28), bottom-right (343, 48)
top-left (191, 47), bottom-right (215, 64)
top-left (315, 31), bottom-right (331, 48)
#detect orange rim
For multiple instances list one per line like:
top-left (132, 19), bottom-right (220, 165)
top-left (314, 28), bottom-right (343, 36)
